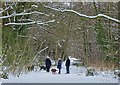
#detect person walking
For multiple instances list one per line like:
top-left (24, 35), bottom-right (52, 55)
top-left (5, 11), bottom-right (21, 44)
top-left (45, 56), bottom-right (51, 72)
top-left (57, 58), bottom-right (62, 74)
top-left (65, 57), bottom-right (70, 74)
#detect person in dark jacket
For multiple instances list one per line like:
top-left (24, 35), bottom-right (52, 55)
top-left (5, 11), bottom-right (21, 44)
top-left (45, 56), bottom-right (51, 72)
top-left (57, 58), bottom-right (62, 74)
top-left (65, 57), bottom-right (70, 74)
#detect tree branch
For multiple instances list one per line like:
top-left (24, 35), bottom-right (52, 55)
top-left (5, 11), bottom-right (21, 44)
top-left (0, 2), bottom-right (16, 14)
top-left (45, 5), bottom-right (120, 23)
top-left (32, 46), bottom-right (48, 62)
top-left (0, 5), bottom-right (11, 14)
top-left (4, 19), bottom-right (55, 25)
top-left (0, 11), bottom-right (49, 19)
top-left (18, 35), bottom-right (37, 40)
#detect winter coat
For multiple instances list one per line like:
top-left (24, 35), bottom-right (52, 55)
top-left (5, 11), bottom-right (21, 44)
top-left (45, 58), bottom-right (51, 69)
top-left (57, 60), bottom-right (62, 69)
top-left (65, 58), bottom-right (70, 67)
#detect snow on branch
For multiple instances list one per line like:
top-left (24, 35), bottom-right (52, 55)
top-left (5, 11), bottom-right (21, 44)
top-left (45, 6), bottom-right (120, 23)
top-left (5, 19), bottom-right (55, 26)
top-left (18, 19), bottom-right (34, 22)
top-left (1, 57), bottom-right (7, 64)
top-left (18, 35), bottom-right (37, 40)
top-left (0, 2), bottom-right (17, 14)
top-left (0, 4), bottom-right (14, 14)
top-left (58, 42), bottom-right (62, 47)
top-left (15, 11), bottom-right (49, 16)
top-left (56, 40), bottom-right (62, 47)
top-left (0, 6), bottom-right (11, 14)
top-left (0, 11), bottom-right (49, 19)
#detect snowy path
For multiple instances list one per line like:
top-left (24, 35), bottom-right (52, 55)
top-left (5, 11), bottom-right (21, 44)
top-left (2, 66), bottom-right (118, 83)
top-left (2, 71), bottom-right (118, 83)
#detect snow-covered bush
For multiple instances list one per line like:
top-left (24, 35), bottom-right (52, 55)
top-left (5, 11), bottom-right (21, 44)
top-left (86, 67), bottom-right (95, 76)
top-left (0, 72), bottom-right (9, 79)
top-left (113, 70), bottom-right (120, 78)
top-left (69, 57), bottom-right (82, 66)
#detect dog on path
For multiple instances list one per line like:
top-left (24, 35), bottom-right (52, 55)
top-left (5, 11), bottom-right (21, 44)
top-left (51, 68), bottom-right (57, 74)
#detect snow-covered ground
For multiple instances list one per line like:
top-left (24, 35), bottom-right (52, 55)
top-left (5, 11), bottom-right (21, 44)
top-left (2, 70), bottom-right (118, 83)
top-left (0, 79), bottom-right (2, 85)
top-left (2, 63), bottom-right (118, 83)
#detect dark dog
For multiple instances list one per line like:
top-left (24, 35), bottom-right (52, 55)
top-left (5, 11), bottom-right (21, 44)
top-left (39, 65), bottom-right (46, 71)
top-left (51, 68), bottom-right (57, 74)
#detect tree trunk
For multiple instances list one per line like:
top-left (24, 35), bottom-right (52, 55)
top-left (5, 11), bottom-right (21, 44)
top-left (0, 2), bottom-right (2, 55)
top-left (118, 2), bottom-right (120, 70)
